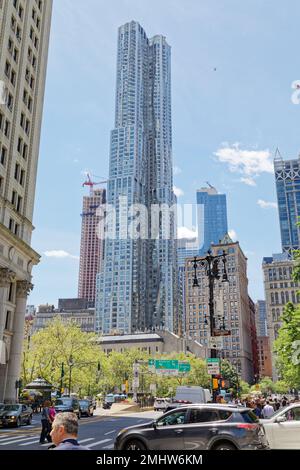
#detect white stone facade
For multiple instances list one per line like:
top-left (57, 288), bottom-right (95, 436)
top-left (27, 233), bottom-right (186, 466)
top-left (0, 0), bottom-right (52, 402)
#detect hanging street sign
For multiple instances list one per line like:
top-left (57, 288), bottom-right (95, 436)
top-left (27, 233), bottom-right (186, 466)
top-left (208, 336), bottom-right (223, 350)
top-left (213, 329), bottom-right (231, 336)
top-left (206, 358), bottom-right (220, 375)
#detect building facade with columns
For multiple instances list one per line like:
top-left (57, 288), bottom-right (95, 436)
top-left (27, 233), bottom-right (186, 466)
top-left (262, 252), bottom-right (300, 380)
top-left (0, 0), bottom-right (52, 402)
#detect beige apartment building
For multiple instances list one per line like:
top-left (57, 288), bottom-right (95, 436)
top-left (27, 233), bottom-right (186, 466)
top-left (185, 235), bottom-right (256, 383)
top-left (262, 253), bottom-right (300, 380)
top-left (0, 0), bottom-right (52, 401)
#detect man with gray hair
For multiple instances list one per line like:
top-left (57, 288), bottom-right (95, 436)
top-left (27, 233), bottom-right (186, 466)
top-left (49, 412), bottom-right (90, 450)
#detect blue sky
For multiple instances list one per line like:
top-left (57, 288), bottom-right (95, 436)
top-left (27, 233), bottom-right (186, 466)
top-left (28, 0), bottom-right (300, 307)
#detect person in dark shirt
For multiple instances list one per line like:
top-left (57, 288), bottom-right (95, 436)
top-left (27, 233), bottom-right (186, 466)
top-left (49, 412), bottom-right (90, 450)
top-left (40, 401), bottom-right (52, 444)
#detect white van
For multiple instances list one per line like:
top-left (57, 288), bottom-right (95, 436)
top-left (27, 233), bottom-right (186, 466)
top-left (164, 386), bottom-right (212, 412)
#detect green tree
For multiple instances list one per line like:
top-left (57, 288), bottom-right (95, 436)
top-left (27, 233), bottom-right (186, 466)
top-left (220, 360), bottom-right (240, 396)
top-left (239, 380), bottom-right (250, 395)
top-left (257, 377), bottom-right (276, 395)
top-left (274, 302), bottom-right (300, 389)
top-left (22, 318), bottom-right (103, 396)
top-left (274, 380), bottom-right (289, 394)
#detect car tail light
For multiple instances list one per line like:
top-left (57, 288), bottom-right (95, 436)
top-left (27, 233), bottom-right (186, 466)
top-left (236, 423), bottom-right (259, 430)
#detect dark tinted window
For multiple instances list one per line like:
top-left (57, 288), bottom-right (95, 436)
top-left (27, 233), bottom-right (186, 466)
top-left (284, 407), bottom-right (300, 421)
top-left (56, 399), bottom-right (72, 406)
top-left (218, 410), bottom-right (232, 421)
top-left (239, 410), bottom-right (259, 423)
top-left (3, 405), bottom-right (20, 411)
top-left (189, 409), bottom-right (219, 423)
top-left (157, 409), bottom-right (187, 426)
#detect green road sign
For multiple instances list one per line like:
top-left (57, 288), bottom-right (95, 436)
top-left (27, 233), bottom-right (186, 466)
top-left (155, 360), bottom-right (179, 370)
top-left (206, 358), bottom-right (220, 364)
top-left (178, 362), bottom-right (191, 373)
top-left (148, 359), bottom-right (155, 367)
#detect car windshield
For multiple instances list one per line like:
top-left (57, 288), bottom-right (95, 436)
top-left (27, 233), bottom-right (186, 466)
top-left (79, 400), bottom-right (89, 406)
top-left (56, 399), bottom-right (72, 406)
top-left (2, 405), bottom-right (20, 411)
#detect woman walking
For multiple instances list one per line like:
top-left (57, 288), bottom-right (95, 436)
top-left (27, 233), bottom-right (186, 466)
top-left (39, 400), bottom-right (52, 444)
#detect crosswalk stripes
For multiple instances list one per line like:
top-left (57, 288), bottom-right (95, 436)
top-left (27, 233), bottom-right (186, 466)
top-left (87, 439), bottom-right (112, 448)
top-left (19, 440), bottom-right (40, 446)
top-left (0, 433), bottom-right (114, 449)
top-left (0, 434), bottom-right (27, 442)
top-left (0, 436), bottom-right (38, 445)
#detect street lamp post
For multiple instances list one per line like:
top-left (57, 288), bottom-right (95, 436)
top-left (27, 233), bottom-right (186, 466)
top-left (68, 356), bottom-right (74, 395)
top-left (58, 362), bottom-right (65, 397)
top-left (192, 250), bottom-right (229, 402)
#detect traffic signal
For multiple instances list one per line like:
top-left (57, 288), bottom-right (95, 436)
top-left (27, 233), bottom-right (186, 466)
top-left (212, 378), bottom-right (219, 390)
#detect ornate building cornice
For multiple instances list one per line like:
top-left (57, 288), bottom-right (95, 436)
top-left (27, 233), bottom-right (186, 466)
top-left (0, 268), bottom-right (16, 288)
top-left (16, 281), bottom-right (34, 298)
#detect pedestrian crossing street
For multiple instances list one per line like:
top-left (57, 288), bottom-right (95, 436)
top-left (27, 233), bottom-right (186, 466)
top-left (0, 432), bottom-right (114, 449)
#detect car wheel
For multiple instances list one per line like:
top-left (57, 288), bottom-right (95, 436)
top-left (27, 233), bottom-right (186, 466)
top-left (123, 439), bottom-right (147, 451)
top-left (213, 442), bottom-right (237, 451)
top-left (16, 417), bottom-right (21, 428)
top-left (27, 415), bottom-right (32, 425)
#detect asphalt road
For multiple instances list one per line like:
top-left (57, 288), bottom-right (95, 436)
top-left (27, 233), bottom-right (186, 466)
top-left (0, 411), bottom-right (161, 451)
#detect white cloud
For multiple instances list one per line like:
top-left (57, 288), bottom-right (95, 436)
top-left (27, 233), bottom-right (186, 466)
top-left (245, 250), bottom-right (255, 256)
top-left (174, 185), bottom-right (184, 198)
top-left (173, 165), bottom-right (182, 176)
top-left (240, 177), bottom-right (256, 186)
top-left (215, 144), bottom-right (273, 181)
top-left (257, 199), bottom-right (278, 209)
top-left (177, 226), bottom-right (197, 239)
top-left (44, 250), bottom-right (79, 260)
top-left (228, 229), bottom-right (238, 241)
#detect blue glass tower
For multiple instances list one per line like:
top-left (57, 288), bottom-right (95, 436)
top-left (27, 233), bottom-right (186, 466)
top-left (197, 186), bottom-right (228, 255)
top-left (274, 152), bottom-right (300, 255)
top-left (96, 22), bottom-right (177, 335)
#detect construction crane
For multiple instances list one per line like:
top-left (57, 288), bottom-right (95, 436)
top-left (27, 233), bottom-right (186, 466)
top-left (206, 181), bottom-right (215, 190)
top-left (81, 173), bottom-right (107, 218)
top-left (82, 173), bottom-right (107, 195)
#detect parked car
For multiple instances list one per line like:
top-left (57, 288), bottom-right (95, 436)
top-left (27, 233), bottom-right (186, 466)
top-left (260, 403), bottom-right (300, 449)
top-left (154, 398), bottom-right (172, 411)
top-left (54, 397), bottom-right (81, 419)
top-left (105, 393), bottom-right (115, 404)
top-left (79, 399), bottom-right (94, 417)
top-left (102, 402), bottom-right (112, 410)
top-left (114, 404), bottom-right (269, 450)
top-left (0, 404), bottom-right (32, 427)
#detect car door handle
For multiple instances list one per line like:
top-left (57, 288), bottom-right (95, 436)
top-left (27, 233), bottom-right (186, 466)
top-left (174, 429), bottom-right (183, 434)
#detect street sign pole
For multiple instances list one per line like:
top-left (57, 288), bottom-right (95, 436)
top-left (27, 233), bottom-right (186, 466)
top-left (132, 362), bottom-right (139, 402)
